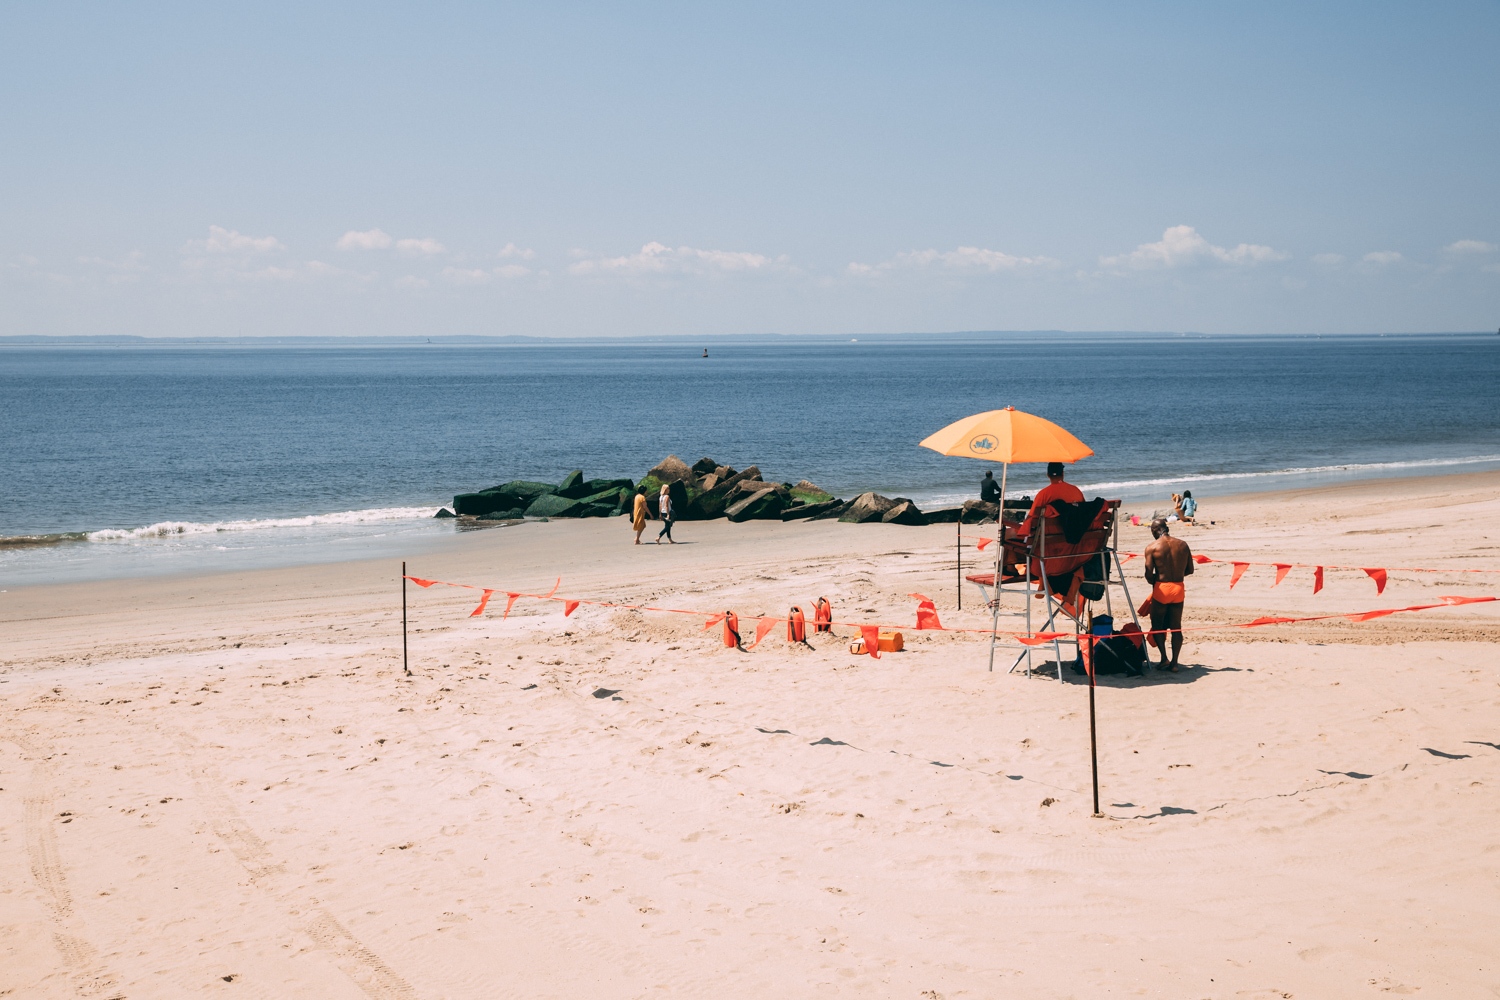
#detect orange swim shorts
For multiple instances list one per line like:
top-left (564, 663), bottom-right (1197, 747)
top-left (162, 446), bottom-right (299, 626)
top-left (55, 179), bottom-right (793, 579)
top-left (1151, 581), bottom-right (1185, 605)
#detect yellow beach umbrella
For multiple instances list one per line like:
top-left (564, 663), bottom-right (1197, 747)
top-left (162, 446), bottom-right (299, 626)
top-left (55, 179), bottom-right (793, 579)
top-left (918, 406), bottom-right (1093, 464)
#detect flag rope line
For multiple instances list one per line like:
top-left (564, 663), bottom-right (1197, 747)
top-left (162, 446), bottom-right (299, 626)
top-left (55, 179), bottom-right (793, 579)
top-left (401, 574), bottom-right (1496, 650)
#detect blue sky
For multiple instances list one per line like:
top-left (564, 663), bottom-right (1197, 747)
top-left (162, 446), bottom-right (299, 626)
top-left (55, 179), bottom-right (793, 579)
top-left (2, 2), bottom-right (1497, 337)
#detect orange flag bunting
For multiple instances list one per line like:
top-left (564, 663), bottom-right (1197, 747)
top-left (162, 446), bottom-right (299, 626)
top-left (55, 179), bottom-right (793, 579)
top-left (702, 613), bottom-right (725, 630)
top-left (910, 593), bottom-right (943, 630)
top-left (1440, 595), bottom-right (1496, 606)
top-left (1018, 631), bottom-right (1072, 646)
top-left (976, 537), bottom-right (993, 551)
top-left (543, 578), bottom-right (561, 598)
top-left (407, 576), bottom-right (438, 588)
top-left (1229, 562), bottom-right (1249, 588)
top-left (752, 616), bottom-right (778, 649)
top-left (502, 593), bottom-right (520, 618)
top-left (1079, 634), bottom-right (1095, 679)
top-left (1272, 564), bottom-right (1291, 588)
top-left (470, 589), bottom-right (495, 617)
top-left (1193, 555), bottom-right (1214, 564)
top-left (564, 600), bottom-right (580, 617)
top-left (1313, 566), bottom-right (1324, 594)
top-left (1120, 553), bottom-right (1137, 563)
top-left (859, 625), bottom-right (882, 658)
top-left (1363, 568), bottom-right (1388, 595)
top-left (1242, 615), bottom-right (1298, 627)
top-left (1347, 607), bottom-right (1399, 622)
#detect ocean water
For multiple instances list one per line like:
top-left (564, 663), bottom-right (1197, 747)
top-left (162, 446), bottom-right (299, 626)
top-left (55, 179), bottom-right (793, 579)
top-left (3, 333), bottom-right (1498, 585)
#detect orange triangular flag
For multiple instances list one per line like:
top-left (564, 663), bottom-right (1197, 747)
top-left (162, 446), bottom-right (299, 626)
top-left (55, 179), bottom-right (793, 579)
top-left (751, 616), bottom-right (778, 649)
top-left (470, 589), bottom-right (495, 617)
top-left (1363, 568), bottom-right (1388, 595)
top-left (502, 593), bottom-right (520, 619)
top-left (702, 613), bottom-right (725, 630)
top-left (564, 600), bottom-right (580, 617)
top-left (859, 625), bottom-right (882, 658)
top-left (1272, 564), bottom-right (1291, 588)
top-left (406, 576), bottom-right (438, 588)
top-left (1229, 562), bottom-right (1249, 588)
top-left (1193, 555), bottom-right (1213, 564)
top-left (1313, 566), bottom-right (1324, 594)
top-left (976, 537), bottom-right (993, 551)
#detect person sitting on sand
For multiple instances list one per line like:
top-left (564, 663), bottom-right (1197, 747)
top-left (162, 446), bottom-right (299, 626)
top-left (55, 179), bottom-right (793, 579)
top-left (1176, 490), bottom-right (1197, 524)
top-left (1143, 518), bottom-right (1194, 671)
top-left (632, 486), bottom-right (648, 545)
top-left (1019, 461), bottom-right (1084, 536)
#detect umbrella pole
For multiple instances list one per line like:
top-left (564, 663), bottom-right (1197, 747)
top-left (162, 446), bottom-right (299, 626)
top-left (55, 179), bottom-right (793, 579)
top-left (956, 517), bottom-right (961, 610)
top-left (986, 462), bottom-right (1009, 673)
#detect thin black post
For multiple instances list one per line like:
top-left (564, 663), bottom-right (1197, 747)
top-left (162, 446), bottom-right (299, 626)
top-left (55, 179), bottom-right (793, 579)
top-left (1087, 640), bottom-right (1101, 817)
top-left (956, 518), bottom-right (962, 610)
top-left (401, 560), bottom-right (410, 676)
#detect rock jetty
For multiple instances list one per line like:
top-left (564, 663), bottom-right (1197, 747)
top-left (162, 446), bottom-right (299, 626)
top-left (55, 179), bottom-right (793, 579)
top-left (446, 455), bottom-right (1026, 526)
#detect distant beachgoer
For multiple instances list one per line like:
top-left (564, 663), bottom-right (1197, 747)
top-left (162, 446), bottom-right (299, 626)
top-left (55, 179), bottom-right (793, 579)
top-left (632, 487), bottom-right (648, 544)
top-left (1019, 461), bottom-right (1084, 536)
top-left (980, 471), bottom-right (1002, 504)
top-left (1177, 490), bottom-right (1197, 523)
top-left (1143, 518), bottom-right (1194, 671)
top-left (656, 484), bottom-right (676, 544)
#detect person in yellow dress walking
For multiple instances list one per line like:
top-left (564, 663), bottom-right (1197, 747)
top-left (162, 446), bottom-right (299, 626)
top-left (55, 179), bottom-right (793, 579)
top-left (632, 486), bottom-right (649, 544)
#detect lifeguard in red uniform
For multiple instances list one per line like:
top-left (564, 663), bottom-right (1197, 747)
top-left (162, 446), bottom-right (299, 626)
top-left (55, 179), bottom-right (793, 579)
top-left (1019, 461), bottom-right (1084, 536)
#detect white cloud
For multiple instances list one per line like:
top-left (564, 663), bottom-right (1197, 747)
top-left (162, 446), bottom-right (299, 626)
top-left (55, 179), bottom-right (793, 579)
top-left (396, 237), bottom-right (447, 256)
top-left (1362, 251), bottom-right (1403, 265)
top-left (495, 264), bottom-right (531, 279)
top-left (337, 229), bottom-right (393, 250)
top-left (498, 242), bottom-right (536, 260)
top-left (1445, 239), bottom-right (1497, 254)
top-left (192, 225), bottom-right (284, 255)
top-left (1100, 225), bottom-right (1287, 270)
top-left (569, 241), bottom-right (787, 276)
top-left (848, 246), bottom-right (1059, 275)
top-left (395, 275), bottom-right (430, 290)
top-left (1311, 253), bottom-right (1345, 266)
top-left (441, 266), bottom-right (493, 285)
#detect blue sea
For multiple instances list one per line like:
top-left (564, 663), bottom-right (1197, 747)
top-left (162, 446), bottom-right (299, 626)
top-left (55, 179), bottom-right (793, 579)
top-left (3, 333), bottom-right (1498, 586)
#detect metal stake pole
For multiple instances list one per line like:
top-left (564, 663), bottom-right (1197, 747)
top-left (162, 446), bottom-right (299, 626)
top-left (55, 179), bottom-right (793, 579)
top-left (401, 560), bottom-right (410, 677)
top-left (1088, 649), bottom-right (1102, 817)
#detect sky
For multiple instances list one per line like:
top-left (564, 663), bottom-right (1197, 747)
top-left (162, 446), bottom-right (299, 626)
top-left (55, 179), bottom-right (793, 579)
top-left (2, 2), bottom-right (1497, 338)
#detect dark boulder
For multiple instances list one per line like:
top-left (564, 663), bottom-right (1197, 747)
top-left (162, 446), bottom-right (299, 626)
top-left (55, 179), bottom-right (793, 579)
top-left (781, 498), bottom-right (844, 521)
top-left (434, 507), bottom-right (456, 519)
top-left (581, 477), bottom-right (633, 495)
top-left (555, 470), bottom-right (588, 499)
top-left (881, 500), bottom-right (927, 526)
top-left (525, 494), bottom-right (587, 518)
top-left (665, 479), bottom-right (690, 518)
top-left (478, 509), bottom-right (525, 521)
top-left (497, 480), bottom-right (557, 500)
top-left (581, 503), bottom-right (617, 518)
top-left (962, 499), bottom-right (1002, 524)
top-left (838, 492), bottom-right (899, 523)
top-left (452, 492), bottom-right (508, 516)
top-left (691, 457), bottom-right (720, 475)
top-left (684, 490), bottom-right (731, 520)
top-left (698, 472), bottom-right (721, 491)
top-left (726, 489), bottom-right (790, 522)
top-left (923, 506), bottom-right (963, 524)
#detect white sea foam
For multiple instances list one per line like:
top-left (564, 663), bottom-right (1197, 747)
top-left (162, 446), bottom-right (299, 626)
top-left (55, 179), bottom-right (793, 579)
top-left (84, 506), bottom-right (439, 542)
top-left (1074, 454), bottom-right (1500, 494)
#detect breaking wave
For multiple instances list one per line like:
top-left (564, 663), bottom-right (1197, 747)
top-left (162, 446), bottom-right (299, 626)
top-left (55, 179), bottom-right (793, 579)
top-left (1075, 454), bottom-right (1500, 494)
top-left (0, 506), bottom-right (439, 548)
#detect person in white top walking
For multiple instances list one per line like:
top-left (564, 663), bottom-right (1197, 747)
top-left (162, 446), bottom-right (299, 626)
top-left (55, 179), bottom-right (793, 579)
top-left (656, 483), bottom-right (676, 544)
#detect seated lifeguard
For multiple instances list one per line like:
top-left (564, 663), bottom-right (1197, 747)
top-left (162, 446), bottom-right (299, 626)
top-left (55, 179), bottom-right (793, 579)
top-left (1018, 461), bottom-right (1084, 536)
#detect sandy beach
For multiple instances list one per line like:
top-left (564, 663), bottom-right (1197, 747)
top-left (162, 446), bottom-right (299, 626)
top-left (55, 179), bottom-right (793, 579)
top-left (3, 470), bottom-right (1498, 999)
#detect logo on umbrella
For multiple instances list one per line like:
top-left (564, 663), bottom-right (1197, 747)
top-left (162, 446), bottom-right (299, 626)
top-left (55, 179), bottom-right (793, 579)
top-left (968, 434), bottom-right (997, 454)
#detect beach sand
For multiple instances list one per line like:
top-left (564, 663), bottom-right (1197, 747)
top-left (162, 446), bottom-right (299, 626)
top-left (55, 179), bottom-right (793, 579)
top-left (3, 472), bottom-right (1498, 999)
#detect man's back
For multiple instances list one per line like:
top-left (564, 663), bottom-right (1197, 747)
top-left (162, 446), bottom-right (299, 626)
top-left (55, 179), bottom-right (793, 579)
top-left (1145, 534), bottom-right (1193, 582)
top-left (980, 476), bottom-right (1001, 502)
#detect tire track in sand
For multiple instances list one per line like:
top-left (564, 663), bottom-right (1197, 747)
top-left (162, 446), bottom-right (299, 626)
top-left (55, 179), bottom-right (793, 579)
top-left (165, 728), bottom-right (420, 1000)
top-left (15, 732), bottom-right (128, 1000)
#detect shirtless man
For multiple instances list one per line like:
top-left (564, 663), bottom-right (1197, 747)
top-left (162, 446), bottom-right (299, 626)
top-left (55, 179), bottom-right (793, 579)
top-left (1143, 518), bottom-right (1193, 670)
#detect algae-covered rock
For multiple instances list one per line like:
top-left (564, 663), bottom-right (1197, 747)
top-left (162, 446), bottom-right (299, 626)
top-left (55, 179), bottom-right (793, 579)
top-left (781, 498), bottom-right (843, 521)
top-left (434, 508), bottom-right (456, 518)
top-left (555, 470), bottom-right (587, 499)
top-left (525, 494), bottom-right (587, 518)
